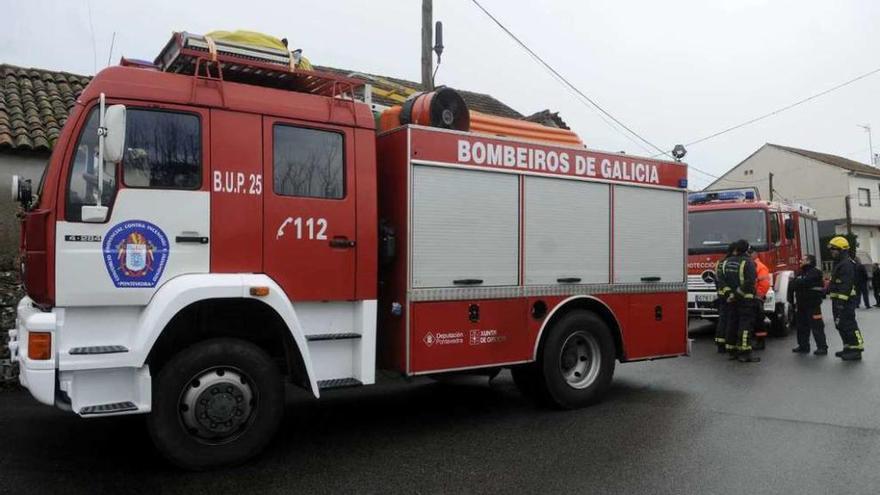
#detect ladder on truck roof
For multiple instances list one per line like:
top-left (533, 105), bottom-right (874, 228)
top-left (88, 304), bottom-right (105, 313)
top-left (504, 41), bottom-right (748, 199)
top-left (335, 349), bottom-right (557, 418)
top-left (155, 31), bottom-right (366, 102)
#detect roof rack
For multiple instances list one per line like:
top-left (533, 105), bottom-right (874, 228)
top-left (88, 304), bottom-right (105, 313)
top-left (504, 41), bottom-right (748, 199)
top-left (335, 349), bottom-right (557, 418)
top-left (154, 32), bottom-right (365, 100)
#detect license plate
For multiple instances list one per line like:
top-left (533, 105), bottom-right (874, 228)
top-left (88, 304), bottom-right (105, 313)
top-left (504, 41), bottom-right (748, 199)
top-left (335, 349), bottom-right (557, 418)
top-left (695, 294), bottom-right (716, 303)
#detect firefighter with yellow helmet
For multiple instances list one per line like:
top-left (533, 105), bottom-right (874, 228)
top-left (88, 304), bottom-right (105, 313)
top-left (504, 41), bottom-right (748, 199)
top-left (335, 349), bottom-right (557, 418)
top-left (827, 236), bottom-right (865, 361)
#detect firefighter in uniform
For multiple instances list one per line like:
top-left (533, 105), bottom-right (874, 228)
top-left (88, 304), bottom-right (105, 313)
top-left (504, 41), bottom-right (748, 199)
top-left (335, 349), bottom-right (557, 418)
top-left (790, 254), bottom-right (828, 355)
top-left (827, 236), bottom-right (865, 361)
top-left (749, 247), bottom-right (770, 350)
top-left (721, 239), bottom-right (761, 363)
top-left (714, 246), bottom-right (735, 353)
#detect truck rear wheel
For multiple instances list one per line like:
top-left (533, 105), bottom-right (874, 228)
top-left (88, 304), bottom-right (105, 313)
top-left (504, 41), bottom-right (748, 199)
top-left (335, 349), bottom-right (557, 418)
top-left (534, 310), bottom-right (615, 409)
top-left (146, 338), bottom-right (284, 470)
top-left (769, 302), bottom-right (791, 337)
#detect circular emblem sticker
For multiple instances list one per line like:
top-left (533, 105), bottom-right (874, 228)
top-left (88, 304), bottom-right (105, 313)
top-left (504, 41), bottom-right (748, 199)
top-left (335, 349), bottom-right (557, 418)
top-left (103, 220), bottom-right (170, 288)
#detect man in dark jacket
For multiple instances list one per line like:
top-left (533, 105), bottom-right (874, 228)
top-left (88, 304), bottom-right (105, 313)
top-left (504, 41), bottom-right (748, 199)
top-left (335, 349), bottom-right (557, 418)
top-left (854, 257), bottom-right (871, 308)
top-left (827, 237), bottom-right (865, 361)
top-left (714, 245), bottom-right (735, 353)
top-left (720, 239), bottom-right (760, 363)
top-left (872, 263), bottom-right (880, 306)
top-left (790, 254), bottom-right (828, 355)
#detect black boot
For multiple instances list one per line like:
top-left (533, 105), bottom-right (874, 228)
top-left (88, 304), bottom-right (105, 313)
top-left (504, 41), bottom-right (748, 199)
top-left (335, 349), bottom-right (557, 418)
top-left (814, 347), bottom-right (828, 356)
top-left (840, 349), bottom-right (863, 361)
top-left (738, 353), bottom-right (761, 363)
top-left (717, 344), bottom-right (727, 354)
top-left (835, 349), bottom-right (846, 357)
top-left (792, 346), bottom-right (810, 354)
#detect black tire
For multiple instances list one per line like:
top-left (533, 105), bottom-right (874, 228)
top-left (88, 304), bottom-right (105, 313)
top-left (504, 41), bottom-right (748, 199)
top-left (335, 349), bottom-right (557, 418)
top-left (146, 338), bottom-right (284, 470)
top-left (769, 302), bottom-right (791, 337)
top-left (511, 363), bottom-right (540, 399)
top-left (534, 310), bottom-right (615, 409)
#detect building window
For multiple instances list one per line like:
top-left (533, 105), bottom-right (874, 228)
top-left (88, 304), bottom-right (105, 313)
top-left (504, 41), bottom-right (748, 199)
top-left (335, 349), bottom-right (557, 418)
top-left (273, 125), bottom-right (345, 199)
top-left (858, 188), bottom-right (871, 207)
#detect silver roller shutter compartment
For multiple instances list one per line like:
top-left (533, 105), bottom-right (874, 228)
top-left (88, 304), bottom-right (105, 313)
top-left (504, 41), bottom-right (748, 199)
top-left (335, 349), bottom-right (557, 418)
top-left (412, 165), bottom-right (519, 288)
top-left (524, 176), bottom-right (610, 285)
top-left (613, 186), bottom-right (685, 283)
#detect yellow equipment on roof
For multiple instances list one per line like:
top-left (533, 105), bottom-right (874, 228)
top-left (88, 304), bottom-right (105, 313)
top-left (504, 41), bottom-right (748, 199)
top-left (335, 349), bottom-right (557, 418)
top-left (205, 30), bottom-right (287, 51)
top-left (204, 30), bottom-right (313, 70)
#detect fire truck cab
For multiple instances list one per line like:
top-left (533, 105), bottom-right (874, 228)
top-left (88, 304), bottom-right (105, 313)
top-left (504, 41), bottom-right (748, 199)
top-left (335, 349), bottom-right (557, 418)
top-left (8, 32), bottom-right (690, 468)
top-left (687, 188), bottom-right (821, 335)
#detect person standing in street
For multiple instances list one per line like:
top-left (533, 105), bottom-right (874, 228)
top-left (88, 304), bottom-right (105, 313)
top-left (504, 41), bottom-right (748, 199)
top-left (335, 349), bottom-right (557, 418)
top-left (873, 263), bottom-right (880, 306)
top-left (790, 254), bottom-right (828, 355)
top-left (721, 239), bottom-right (760, 363)
top-left (714, 246), bottom-right (735, 353)
top-left (854, 257), bottom-right (871, 308)
top-left (827, 237), bottom-right (865, 361)
top-left (749, 248), bottom-right (770, 350)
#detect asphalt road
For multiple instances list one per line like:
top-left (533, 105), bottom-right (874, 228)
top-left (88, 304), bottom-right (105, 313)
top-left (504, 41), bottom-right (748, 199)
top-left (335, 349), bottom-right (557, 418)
top-left (2, 300), bottom-right (880, 494)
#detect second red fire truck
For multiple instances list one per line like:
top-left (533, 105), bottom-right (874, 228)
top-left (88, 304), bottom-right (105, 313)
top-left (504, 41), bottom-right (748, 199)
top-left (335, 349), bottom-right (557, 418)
top-left (687, 188), bottom-right (821, 335)
top-left (8, 32), bottom-right (689, 468)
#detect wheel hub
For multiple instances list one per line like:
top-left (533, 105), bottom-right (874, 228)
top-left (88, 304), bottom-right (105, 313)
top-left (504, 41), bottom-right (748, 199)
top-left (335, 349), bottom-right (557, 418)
top-left (180, 368), bottom-right (255, 443)
top-left (558, 331), bottom-right (601, 390)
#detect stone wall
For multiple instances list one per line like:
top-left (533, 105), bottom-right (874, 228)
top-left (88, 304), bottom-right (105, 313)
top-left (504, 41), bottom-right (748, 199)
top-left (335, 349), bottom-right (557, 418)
top-left (0, 270), bottom-right (22, 389)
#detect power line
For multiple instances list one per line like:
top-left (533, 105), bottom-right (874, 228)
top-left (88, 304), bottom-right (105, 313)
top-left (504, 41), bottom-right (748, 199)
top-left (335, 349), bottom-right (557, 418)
top-left (672, 65), bottom-right (880, 153)
top-left (469, 0), bottom-right (672, 159)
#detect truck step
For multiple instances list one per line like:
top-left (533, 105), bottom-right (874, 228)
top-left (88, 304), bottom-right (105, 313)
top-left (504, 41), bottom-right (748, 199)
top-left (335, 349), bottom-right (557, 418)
top-left (318, 377), bottom-right (363, 389)
top-left (69, 345), bottom-right (129, 355)
top-left (306, 333), bottom-right (362, 342)
top-left (80, 401), bottom-right (138, 416)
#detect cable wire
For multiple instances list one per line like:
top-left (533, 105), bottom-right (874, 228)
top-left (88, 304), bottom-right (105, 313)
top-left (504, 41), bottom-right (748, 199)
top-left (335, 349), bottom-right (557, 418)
top-left (470, 0), bottom-right (672, 159)
top-left (666, 66), bottom-right (880, 155)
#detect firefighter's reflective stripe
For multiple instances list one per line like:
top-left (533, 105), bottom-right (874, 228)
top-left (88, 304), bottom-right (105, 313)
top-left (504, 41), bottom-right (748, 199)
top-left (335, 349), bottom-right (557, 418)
top-left (736, 260), bottom-right (754, 298)
top-left (739, 331), bottom-right (752, 351)
top-left (846, 330), bottom-right (866, 350)
top-left (736, 288), bottom-right (754, 299)
top-left (830, 292), bottom-right (850, 301)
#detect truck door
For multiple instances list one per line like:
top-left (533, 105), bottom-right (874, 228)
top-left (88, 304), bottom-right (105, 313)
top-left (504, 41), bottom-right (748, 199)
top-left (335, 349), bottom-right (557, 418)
top-left (56, 103), bottom-right (210, 306)
top-left (262, 118), bottom-right (357, 301)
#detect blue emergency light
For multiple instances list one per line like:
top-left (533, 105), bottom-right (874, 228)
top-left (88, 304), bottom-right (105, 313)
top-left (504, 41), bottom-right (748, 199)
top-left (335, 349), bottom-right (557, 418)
top-left (688, 188), bottom-right (758, 205)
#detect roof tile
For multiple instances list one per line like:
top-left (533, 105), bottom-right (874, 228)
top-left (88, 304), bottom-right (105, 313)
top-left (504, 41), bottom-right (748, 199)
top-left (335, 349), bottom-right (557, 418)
top-left (1, 61), bottom-right (564, 153)
top-left (1, 63), bottom-right (92, 152)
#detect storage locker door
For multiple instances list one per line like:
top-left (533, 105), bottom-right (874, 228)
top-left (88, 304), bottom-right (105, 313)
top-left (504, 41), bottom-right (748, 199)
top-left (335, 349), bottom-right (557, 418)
top-left (412, 166), bottom-right (519, 288)
top-left (524, 177), bottom-right (610, 285)
top-left (799, 216), bottom-right (809, 257)
top-left (613, 186), bottom-right (685, 283)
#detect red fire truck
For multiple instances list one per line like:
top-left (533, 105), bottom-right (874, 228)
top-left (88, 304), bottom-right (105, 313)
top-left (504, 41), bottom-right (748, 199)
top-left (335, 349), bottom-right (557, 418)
top-left (8, 32), bottom-right (689, 468)
top-left (687, 188), bottom-right (821, 335)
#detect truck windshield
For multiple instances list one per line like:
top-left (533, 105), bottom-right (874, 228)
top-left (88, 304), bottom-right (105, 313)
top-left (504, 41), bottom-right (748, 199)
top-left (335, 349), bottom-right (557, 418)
top-left (688, 209), bottom-right (768, 254)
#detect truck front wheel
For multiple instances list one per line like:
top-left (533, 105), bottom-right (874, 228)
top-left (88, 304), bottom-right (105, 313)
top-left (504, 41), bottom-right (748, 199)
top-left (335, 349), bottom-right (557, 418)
top-left (146, 338), bottom-right (284, 470)
top-left (535, 310), bottom-right (616, 409)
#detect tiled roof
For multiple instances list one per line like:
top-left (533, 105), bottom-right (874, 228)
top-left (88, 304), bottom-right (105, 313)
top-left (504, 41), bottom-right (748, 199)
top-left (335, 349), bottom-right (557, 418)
top-left (316, 65), bottom-right (525, 119)
top-left (769, 143), bottom-right (880, 178)
top-left (523, 110), bottom-right (570, 130)
top-left (0, 62), bottom-right (558, 153)
top-left (0, 64), bottom-right (91, 152)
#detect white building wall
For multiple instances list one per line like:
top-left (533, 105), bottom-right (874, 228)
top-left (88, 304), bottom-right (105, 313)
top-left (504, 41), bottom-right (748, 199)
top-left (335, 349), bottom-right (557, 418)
top-left (709, 145), bottom-right (849, 220)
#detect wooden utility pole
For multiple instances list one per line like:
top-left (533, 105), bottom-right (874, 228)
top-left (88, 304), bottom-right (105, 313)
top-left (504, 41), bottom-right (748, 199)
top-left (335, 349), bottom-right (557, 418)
top-left (769, 172), bottom-right (774, 201)
top-left (845, 194), bottom-right (853, 235)
top-left (421, 0), bottom-right (434, 91)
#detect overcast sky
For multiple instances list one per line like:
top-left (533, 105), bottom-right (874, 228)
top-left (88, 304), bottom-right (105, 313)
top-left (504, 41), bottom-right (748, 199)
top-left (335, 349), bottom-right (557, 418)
top-left (3, 0), bottom-right (879, 190)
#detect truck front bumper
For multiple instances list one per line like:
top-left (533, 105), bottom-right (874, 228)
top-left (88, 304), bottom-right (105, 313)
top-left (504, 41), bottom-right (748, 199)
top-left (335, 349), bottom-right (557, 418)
top-left (8, 297), bottom-right (57, 406)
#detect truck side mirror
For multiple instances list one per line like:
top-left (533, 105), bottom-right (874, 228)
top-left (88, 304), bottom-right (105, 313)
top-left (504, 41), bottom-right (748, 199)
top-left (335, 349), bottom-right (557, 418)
top-left (102, 104), bottom-right (127, 163)
top-left (10, 175), bottom-right (33, 209)
top-left (81, 205), bottom-right (109, 223)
